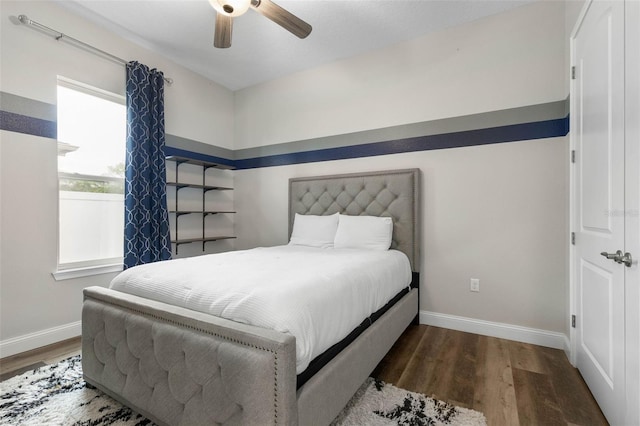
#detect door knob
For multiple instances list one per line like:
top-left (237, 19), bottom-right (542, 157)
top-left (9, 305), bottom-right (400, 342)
top-left (600, 250), bottom-right (633, 267)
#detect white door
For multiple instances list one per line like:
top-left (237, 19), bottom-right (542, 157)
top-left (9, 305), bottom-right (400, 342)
top-left (573, 1), bottom-right (626, 424)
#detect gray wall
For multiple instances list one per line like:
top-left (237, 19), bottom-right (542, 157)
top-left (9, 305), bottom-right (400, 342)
top-left (233, 1), bottom-right (571, 339)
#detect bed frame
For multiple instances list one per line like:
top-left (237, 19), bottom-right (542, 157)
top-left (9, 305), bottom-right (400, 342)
top-left (82, 168), bottom-right (420, 426)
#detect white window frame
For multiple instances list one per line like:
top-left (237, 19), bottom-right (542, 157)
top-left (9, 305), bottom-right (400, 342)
top-left (53, 77), bottom-right (126, 280)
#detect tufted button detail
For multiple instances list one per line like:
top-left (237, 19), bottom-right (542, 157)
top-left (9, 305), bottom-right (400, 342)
top-left (83, 299), bottom-right (283, 426)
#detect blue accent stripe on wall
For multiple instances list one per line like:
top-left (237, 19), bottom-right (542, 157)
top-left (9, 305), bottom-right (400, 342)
top-left (164, 146), bottom-right (236, 168)
top-left (1, 99), bottom-right (569, 171)
top-left (234, 116), bottom-right (569, 170)
top-left (0, 110), bottom-right (56, 139)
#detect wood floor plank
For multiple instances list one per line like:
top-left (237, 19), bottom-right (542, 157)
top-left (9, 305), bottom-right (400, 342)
top-left (0, 336), bottom-right (81, 376)
top-left (538, 346), bottom-right (608, 425)
top-left (512, 368), bottom-right (565, 426)
top-left (473, 335), bottom-right (520, 426)
top-left (395, 325), bottom-right (446, 393)
top-left (372, 323), bottom-right (424, 384)
top-left (446, 331), bottom-right (479, 408)
top-left (511, 367), bottom-right (538, 425)
top-left (416, 327), bottom-right (462, 400)
top-left (0, 362), bottom-right (46, 381)
top-left (509, 340), bottom-right (548, 374)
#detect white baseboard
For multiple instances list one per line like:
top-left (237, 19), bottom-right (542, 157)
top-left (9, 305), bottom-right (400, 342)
top-left (0, 321), bottom-right (81, 358)
top-left (563, 334), bottom-right (572, 359)
top-left (419, 310), bottom-right (568, 349)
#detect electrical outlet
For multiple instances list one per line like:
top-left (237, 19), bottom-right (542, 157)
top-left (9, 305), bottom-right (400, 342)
top-left (470, 278), bottom-right (480, 292)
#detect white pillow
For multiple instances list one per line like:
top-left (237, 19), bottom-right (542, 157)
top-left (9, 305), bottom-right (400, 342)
top-left (334, 214), bottom-right (393, 250)
top-left (289, 213), bottom-right (339, 248)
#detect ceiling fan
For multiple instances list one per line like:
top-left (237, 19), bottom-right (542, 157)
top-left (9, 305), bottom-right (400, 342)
top-left (209, 0), bottom-right (312, 48)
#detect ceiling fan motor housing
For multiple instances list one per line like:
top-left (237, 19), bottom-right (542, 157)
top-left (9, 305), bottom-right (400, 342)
top-left (211, 0), bottom-right (312, 48)
top-left (210, 0), bottom-right (251, 17)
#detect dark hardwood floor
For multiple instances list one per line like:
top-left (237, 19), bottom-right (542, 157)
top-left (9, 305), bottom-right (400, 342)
top-left (372, 325), bottom-right (608, 426)
top-left (1, 326), bottom-right (608, 425)
top-left (0, 337), bottom-right (81, 382)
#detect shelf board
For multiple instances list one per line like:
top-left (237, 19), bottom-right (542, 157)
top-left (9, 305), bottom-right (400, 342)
top-left (166, 182), bottom-right (233, 191)
top-left (171, 236), bottom-right (236, 246)
top-left (166, 155), bottom-right (235, 170)
top-left (169, 210), bottom-right (236, 216)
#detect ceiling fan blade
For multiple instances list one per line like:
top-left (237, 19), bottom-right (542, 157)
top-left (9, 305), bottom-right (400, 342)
top-left (251, 0), bottom-right (312, 39)
top-left (214, 13), bottom-right (233, 48)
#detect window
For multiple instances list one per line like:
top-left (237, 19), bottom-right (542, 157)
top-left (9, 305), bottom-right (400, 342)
top-left (56, 77), bottom-right (126, 273)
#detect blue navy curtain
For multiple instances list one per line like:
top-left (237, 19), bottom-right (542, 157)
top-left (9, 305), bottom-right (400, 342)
top-left (124, 61), bottom-right (171, 269)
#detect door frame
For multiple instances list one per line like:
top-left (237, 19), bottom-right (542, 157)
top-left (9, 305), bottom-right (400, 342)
top-left (623, 1), bottom-right (639, 423)
top-left (568, 0), bottom-right (591, 370)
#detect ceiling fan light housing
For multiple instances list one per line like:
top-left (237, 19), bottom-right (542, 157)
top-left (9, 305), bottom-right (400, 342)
top-left (208, 0), bottom-right (251, 17)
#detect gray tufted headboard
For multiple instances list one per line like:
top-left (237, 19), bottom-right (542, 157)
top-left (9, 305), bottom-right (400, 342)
top-left (289, 169), bottom-right (421, 272)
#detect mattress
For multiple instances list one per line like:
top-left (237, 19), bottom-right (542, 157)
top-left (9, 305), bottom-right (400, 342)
top-left (109, 245), bottom-right (412, 373)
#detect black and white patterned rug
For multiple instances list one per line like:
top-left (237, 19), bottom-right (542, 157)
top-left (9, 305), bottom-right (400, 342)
top-left (0, 356), bottom-right (486, 425)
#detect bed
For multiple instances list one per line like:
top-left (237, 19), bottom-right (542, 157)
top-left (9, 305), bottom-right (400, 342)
top-left (81, 168), bottom-right (421, 426)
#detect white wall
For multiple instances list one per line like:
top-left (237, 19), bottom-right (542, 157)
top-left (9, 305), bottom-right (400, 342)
top-left (234, 1), bottom-right (570, 337)
top-left (0, 0), bottom-right (234, 355)
top-left (235, 1), bottom-right (566, 149)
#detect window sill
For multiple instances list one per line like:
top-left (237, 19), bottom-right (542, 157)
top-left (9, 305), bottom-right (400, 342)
top-left (52, 263), bottom-right (123, 281)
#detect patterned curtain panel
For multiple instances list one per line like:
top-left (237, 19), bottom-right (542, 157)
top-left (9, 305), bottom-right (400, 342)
top-left (124, 61), bottom-right (171, 269)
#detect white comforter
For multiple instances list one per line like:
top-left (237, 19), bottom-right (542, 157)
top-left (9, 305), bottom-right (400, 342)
top-left (109, 245), bottom-right (412, 373)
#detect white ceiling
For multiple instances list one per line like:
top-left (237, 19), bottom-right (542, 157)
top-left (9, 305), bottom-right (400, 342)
top-left (56, 0), bottom-right (535, 91)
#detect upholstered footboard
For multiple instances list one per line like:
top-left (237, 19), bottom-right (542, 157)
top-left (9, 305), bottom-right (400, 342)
top-left (82, 286), bottom-right (298, 426)
top-left (82, 286), bottom-right (418, 426)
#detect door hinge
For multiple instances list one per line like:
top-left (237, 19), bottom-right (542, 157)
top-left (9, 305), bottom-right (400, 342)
top-left (572, 315), bottom-right (576, 328)
top-left (571, 150), bottom-right (576, 163)
top-left (571, 232), bottom-right (576, 245)
top-left (571, 66), bottom-right (576, 80)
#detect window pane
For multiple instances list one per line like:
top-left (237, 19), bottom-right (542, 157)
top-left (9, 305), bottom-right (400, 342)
top-left (57, 81), bottom-right (125, 267)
